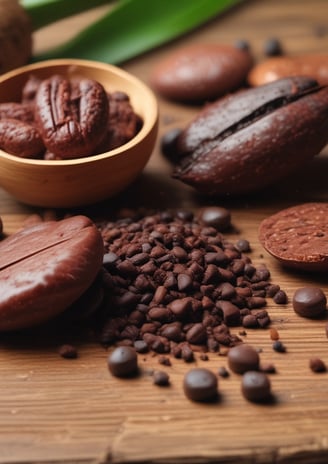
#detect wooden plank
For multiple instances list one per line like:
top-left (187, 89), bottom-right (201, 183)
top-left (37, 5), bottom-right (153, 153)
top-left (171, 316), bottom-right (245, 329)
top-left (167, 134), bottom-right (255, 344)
top-left (1, 0), bottom-right (328, 463)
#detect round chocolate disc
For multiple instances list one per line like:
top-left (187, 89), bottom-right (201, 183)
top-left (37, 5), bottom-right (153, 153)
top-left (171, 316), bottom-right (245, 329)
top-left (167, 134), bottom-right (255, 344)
top-left (259, 203), bottom-right (328, 272)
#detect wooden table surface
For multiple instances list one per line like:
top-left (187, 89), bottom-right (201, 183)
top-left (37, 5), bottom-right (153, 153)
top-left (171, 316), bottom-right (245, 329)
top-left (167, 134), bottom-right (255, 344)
top-left (1, 1), bottom-right (328, 463)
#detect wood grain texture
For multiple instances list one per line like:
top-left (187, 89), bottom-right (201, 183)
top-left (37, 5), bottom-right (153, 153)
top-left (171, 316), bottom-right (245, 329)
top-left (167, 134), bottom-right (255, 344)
top-left (1, 0), bottom-right (328, 463)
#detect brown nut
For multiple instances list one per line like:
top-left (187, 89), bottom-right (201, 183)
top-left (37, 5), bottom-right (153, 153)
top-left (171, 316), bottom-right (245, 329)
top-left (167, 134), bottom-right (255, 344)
top-left (172, 76), bottom-right (328, 195)
top-left (0, 118), bottom-right (45, 158)
top-left (35, 75), bottom-right (109, 159)
top-left (95, 91), bottom-right (142, 153)
top-left (248, 53), bottom-right (328, 87)
top-left (0, 215), bottom-right (104, 331)
top-left (150, 43), bottom-right (254, 103)
top-left (0, 102), bottom-right (35, 124)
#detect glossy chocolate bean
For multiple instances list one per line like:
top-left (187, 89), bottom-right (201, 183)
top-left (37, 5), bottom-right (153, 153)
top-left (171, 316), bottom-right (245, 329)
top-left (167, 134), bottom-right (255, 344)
top-left (197, 206), bottom-right (231, 231)
top-left (107, 346), bottom-right (139, 377)
top-left (183, 368), bottom-right (218, 402)
top-left (248, 53), bottom-right (328, 87)
top-left (0, 216), bottom-right (104, 331)
top-left (263, 38), bottom-right (284, 57)
top-left (292, 287), bottom-right (327, 318)
top-left (173, 77), bottom-right (328, 195)
top-left (150, 43), bottom-right (253, 103)
top-left (227, 343), bottom-right (260, 374)
top-left (241, 371), bottom-right (272, 402)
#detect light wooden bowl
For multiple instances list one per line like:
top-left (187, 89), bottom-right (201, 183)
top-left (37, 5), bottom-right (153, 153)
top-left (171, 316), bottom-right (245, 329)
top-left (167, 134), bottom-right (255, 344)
top-left (0, 59), bottom-right (158, 208)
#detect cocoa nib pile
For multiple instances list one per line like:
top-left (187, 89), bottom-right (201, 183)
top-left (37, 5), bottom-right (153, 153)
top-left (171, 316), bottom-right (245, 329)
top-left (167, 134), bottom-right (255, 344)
top-left (91, 209), bottom-right (283, 360)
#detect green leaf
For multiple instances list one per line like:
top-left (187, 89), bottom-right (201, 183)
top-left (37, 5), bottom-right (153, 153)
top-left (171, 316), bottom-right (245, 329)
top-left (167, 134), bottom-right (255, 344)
top-left (21, 0), bottom-right (113, 31)
top-left (33, 0), bottom-right (243, 64)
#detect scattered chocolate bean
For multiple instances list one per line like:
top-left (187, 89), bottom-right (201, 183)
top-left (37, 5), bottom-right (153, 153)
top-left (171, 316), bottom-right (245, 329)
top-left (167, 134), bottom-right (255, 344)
top-left (158, 356), bottom-right (171, 366)
top-left (309, 357), bottom-right (327, 373)
top-left (260, 363), bottom-right (276, 374)
top-left (134, 340), bottom-right (149, 353)
top-left (183, 368), bottom-right (218, 402)
top-left (272, 340), bottom-right (286, 353)
top-left (107, 346), bottom-right (139, 377)
top-left (292, 287), bottom-right (327, 318)
top-left (217, 366), bottom-right (230, 378)
top-left (234, 39), bottom-right (251, 51)
top-left (266, 284), bottom-right (280, 298)
top-left (227, 344), bottom-right (260, 374)
top-left (273, 290), bottom-right (288, 304)
top-left (197, 207), bottom-right (231, 231)
top-left (241, 371), bottom-right (272, 403)
top-left (153, 370), bottom-right (170, 386)
top-left (263, 37), bottom-right (284, 56)
top-left (58, 344), bottom-right (78, 359)
top-left (234, 239), bottom-right (251, 253)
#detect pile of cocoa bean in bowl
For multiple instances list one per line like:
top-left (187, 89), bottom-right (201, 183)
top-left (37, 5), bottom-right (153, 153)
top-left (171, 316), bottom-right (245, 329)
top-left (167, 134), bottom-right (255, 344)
top-left (0, 74), bottom-right (142, 160)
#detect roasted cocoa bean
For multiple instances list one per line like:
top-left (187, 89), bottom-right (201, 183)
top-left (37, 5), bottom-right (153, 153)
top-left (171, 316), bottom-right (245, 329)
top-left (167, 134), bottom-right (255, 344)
top-left (172, 76), bottom-right (328, 195)
top-left (0, 102), bottom-right (35, 123)
top-left (0, 118), bottom-right (45, 158)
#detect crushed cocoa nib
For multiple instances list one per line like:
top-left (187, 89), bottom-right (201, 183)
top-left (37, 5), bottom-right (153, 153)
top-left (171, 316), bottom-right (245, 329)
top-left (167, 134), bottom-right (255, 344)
top-left (91, 209), bottom-right (280, 358)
